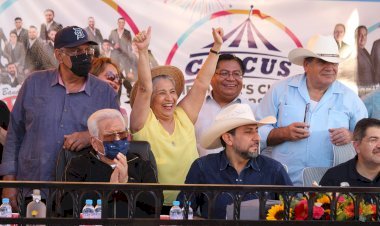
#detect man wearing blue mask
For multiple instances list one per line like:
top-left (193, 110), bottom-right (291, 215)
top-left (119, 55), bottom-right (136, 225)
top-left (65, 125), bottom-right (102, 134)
top-left (63, 109), bottom-right (158, 217)
top-left (0, 26), bottom-right (119, 210)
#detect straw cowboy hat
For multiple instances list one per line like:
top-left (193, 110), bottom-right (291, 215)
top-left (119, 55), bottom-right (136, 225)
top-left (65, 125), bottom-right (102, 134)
top-left (200, 104), bottom-right (276, 149)
top-left (130, 65), bottom-right (185, 107)
top-left (288, 34), bottom-right (345, 66)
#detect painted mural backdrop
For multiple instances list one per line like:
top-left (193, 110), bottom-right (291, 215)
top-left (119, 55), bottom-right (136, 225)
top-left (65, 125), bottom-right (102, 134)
top-left (0, 0), bottom-right (379, 111)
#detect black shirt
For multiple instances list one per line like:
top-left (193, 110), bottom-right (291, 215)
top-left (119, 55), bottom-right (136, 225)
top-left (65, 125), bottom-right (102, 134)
top-left (320, 156), bottom-right (380, 187)
top-left (63, 148), bottom-right (160, 218)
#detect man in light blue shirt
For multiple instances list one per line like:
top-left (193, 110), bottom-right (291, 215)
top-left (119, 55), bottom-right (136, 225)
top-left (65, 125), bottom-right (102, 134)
top-left (255, 35), bottom-right (368, 185)
top-left (363, 87), bottom-right (380, 120)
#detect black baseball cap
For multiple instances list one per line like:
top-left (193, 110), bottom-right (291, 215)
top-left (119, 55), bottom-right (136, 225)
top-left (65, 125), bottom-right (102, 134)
top-left (54, 26), bottom-right (98, 49)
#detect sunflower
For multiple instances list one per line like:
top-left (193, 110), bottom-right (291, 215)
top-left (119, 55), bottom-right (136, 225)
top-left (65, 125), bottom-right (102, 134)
top-left (267, 204), bottom-right (292, 220)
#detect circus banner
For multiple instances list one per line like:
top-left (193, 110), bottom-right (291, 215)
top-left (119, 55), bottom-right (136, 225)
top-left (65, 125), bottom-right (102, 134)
top-left (0, 0), bottom-right (379, 111)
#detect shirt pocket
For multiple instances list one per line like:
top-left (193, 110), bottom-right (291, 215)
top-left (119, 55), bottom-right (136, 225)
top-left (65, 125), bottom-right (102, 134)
top-left (328, 110), bottom-right (350, 129)
top-left (278, 105), bottom-right (304, 127)
top-left (24, 96), bottom-right (48, 123)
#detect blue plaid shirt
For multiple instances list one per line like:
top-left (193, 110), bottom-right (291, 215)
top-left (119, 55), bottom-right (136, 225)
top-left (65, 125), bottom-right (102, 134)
top-left (0, 69), bottom-right (119, 181)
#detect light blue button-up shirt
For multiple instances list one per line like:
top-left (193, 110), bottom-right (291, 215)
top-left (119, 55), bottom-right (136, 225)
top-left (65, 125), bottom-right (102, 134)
top-left (256, 74), bottom-right (368, 185)
top-left (362, 87), bottom-right (380, 120)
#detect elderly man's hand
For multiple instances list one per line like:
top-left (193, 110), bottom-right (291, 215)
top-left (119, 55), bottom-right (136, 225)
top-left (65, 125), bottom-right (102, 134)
top-left (63, 131), bottom-right (91, 151)
top-left (110, 153), bottom-right (129, 183)
top-left (329, 128), bottom-right (352, 146)
top-left (285, 122), bottom-right (310, 141)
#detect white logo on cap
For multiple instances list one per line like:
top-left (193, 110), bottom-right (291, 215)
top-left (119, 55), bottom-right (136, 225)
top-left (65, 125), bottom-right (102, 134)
top-left (73, 27), bottom-right (85, 40)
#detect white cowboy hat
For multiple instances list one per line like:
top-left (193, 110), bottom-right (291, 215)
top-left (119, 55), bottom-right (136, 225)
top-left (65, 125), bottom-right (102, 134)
top-left (288, 34), bottom-right (345, 66)
top-left (200, 104), bottom-right (276, 149)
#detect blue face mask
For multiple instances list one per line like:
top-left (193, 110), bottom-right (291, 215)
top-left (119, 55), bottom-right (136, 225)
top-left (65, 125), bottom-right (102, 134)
top-left (102, 139), bottom-right (129, 160)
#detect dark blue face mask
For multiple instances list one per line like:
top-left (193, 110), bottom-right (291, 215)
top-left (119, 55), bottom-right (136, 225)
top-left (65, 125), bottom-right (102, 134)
top-left (102, 139), bottom-right (129, 160)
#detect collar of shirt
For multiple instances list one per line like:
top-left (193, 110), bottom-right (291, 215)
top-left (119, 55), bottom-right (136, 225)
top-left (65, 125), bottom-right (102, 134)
top-left (218, 150), bottom-right (260, 172)
top-left (287, 73), bottom-right (344, 103)
top-left (52, 70), bottom-right (90, 95)
top-left (90, 27), bottom-right (96, 35)
top-left (46, 21), bottom-right (53, 30)
top-left (28, 39), bottom-right (36, 47)
top-left (348, 155), bottom-right (380, 184)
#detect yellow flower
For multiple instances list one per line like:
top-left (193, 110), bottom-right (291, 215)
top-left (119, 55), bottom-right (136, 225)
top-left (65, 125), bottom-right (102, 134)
top-left (317, 195), bottom-right (330, 205)
top-left (266, 204), bottom-right (292, 220)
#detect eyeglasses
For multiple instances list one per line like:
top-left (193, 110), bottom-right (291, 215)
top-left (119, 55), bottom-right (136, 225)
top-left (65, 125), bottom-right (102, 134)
top-left (364, 137), bottom-right (380, 146)
top-left (215, 70), bottom-right (243, 79)
top-left (105, 71), bottom-right (121, 83)
top-left (60, 47), bottom-right (95, 57)
top-left (102, 130), bottom-right (129, 142)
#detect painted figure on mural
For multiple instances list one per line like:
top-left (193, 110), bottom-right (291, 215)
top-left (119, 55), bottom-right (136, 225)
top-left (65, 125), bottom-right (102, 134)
top-left (356, 25), bottom-right (375, 96)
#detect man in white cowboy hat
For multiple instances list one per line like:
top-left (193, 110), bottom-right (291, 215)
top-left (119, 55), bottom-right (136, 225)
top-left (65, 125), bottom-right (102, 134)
top-left (255, 34), bottom-right (368, 185)
top-left (181, 103), bottom-right (292, 219)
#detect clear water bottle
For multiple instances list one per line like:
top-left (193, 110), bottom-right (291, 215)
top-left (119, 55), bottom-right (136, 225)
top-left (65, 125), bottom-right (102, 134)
top-left (82, 199), bottom-right (95, 219)
top-left (181, 201), bottom-right (193, 220)
top-left (94, 199), bottom-right (102, 219)
top-left (169, 200), bottom-right (183, 220)
top-left (0, 198), bottom-right (12, 219)
top-left (26, 189), bottom-right (46, 218)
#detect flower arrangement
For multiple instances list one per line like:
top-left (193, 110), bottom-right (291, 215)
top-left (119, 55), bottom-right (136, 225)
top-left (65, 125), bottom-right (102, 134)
top-left (266, 193), bottom-right (377, 222)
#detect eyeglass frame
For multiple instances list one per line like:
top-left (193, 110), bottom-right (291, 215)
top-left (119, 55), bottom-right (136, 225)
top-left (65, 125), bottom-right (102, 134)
top-left (59, 47), bottom-right (95, 57)
top-left (105, 71), bottom-right (121, 84)
top-left (215, 69), bottom-right (244, 79)
top-left (101, 130), bottom-right (129, 142)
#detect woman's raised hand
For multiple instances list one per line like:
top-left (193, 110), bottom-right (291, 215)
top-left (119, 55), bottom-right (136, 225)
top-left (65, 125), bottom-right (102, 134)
top-left (133, 26), bottom-right (151, 51)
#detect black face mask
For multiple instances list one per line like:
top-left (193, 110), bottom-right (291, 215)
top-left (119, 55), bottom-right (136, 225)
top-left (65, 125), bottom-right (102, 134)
top-left (69, 54), bottom-right (92, 77)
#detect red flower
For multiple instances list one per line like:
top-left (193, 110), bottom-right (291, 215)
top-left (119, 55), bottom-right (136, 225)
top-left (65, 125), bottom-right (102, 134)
top-left (294, 200), bottom-right (308, 220)
top-left (294, 199), bottom-right (325, 220)
top-left (344, 202), bottom-right (354, 219)
top-left (313, 206), bottom-right (325, 219)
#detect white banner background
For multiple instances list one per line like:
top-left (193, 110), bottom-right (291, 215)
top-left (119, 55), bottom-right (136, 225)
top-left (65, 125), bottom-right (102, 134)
top-left (0, 0), bottom-right (379, 110)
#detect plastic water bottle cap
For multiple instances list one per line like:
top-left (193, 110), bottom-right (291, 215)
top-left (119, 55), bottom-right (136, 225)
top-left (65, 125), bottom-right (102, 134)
top-left (172, 200), bottom-right (180, 206)
top-left (33, 189), bottom-right (41, 195)
top-left (2, 198), bottom-right (9, 203)
top-left (97, 199), bottom-right (101, 205)
top-left (85, 199), bottom-right (93, 205)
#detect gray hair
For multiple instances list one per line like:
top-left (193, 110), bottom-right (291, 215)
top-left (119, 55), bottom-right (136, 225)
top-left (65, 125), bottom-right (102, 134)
top-left (152, 75), bottom-right (176, 92)
top-left (87, 109), bottom-right (125, 137)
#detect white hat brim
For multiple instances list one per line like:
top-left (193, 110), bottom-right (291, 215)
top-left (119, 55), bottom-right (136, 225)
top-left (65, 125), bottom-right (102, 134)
top-left (200, 116), bottom-right (276, 149)
top-left (288, 48), bottom-right (345, 66)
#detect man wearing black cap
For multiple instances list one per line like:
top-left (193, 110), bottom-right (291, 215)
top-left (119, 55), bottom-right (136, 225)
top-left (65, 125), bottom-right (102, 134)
top-left (0, 26), bottom-right (119, 210)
